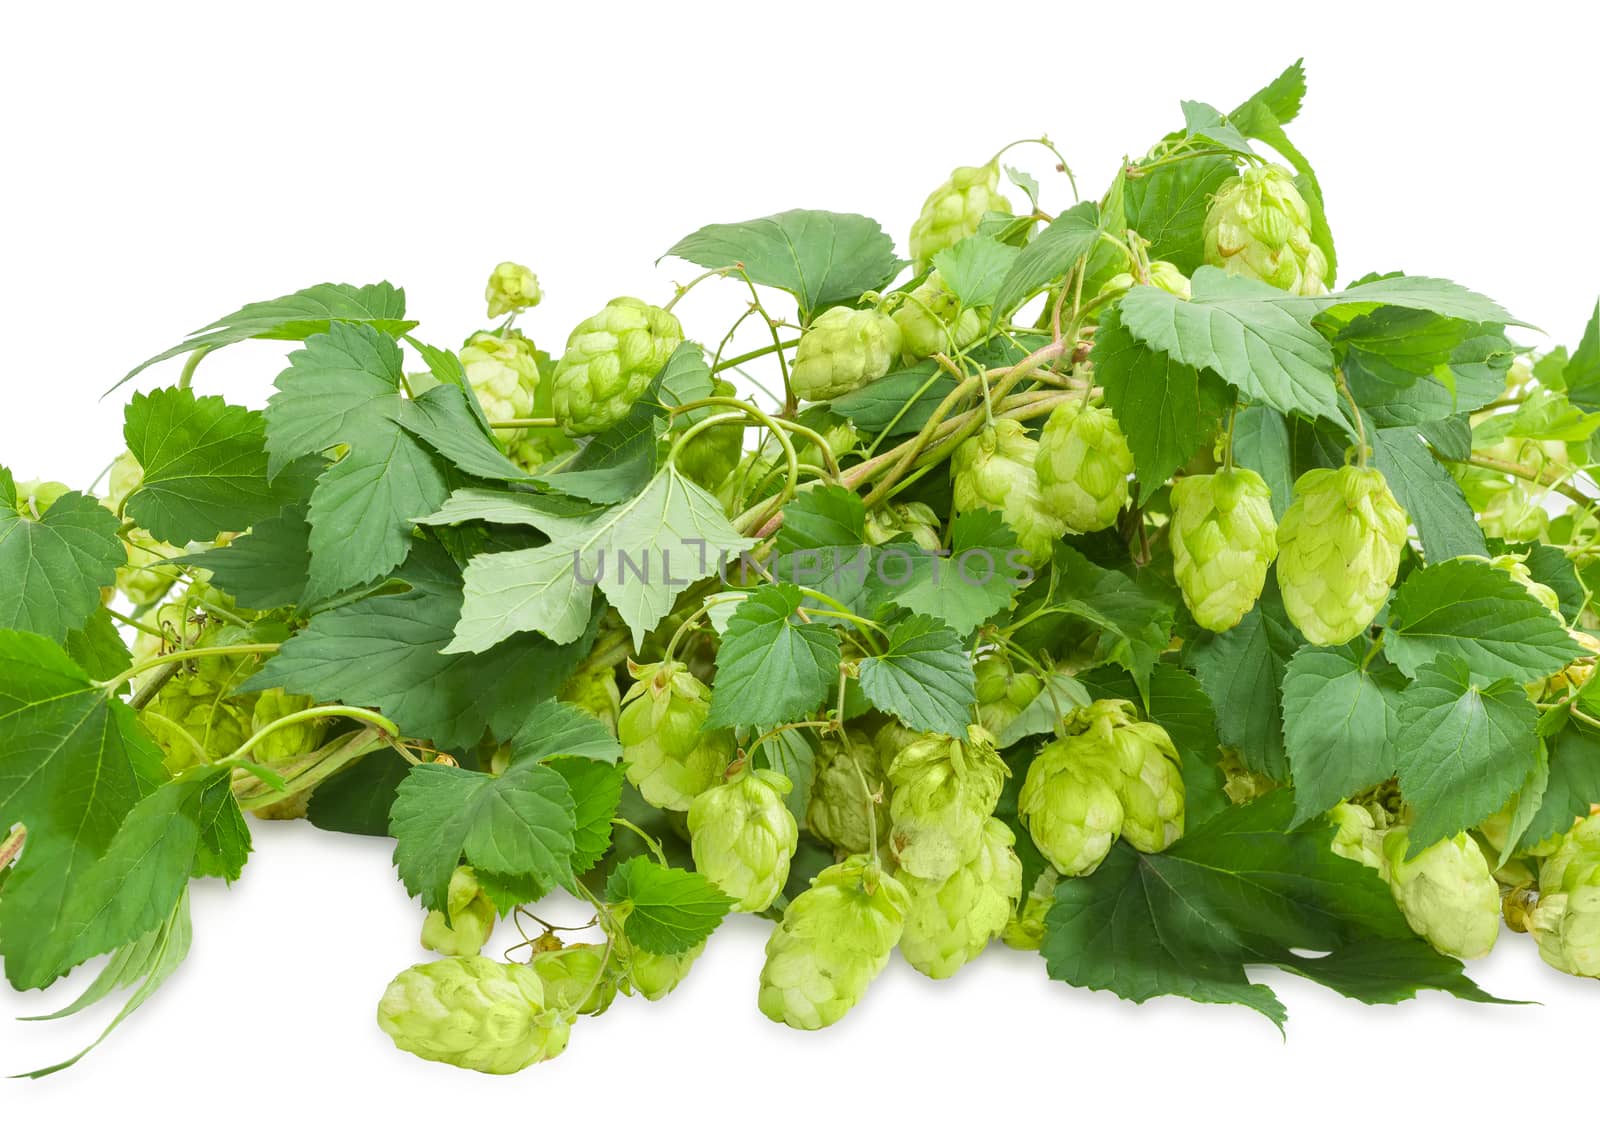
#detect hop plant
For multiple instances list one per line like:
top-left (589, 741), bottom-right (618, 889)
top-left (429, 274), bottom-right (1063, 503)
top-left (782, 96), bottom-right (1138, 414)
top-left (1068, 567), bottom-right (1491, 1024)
top-left (1035, 399), bottom-right (1134, 534)
top-left (245, 688), bottom-right (325, 819)
top-left (1001, 867), bottom-right (1060, 951)
top-left (105, 449), bottom-right (144, 511)
top-left (1486, 554), bottom-right (1562, 621)
top-left (1475, 477), bottom-right (1549, 543)
top-left (973, 652), bottom-right (1042, 740)
top-left (909, 161), bottom-right (1012, 270)
top-left (887, 726), bottom-right (1008, 882)
top-left (1328, 802), bottom-right (1385, 871)
top-left (617, 659), bottom-right (734, 812)
top-left (1202, 163), bottom-right (1329, 295)
top-left (789, 306), bottom-right (902, 402)
top-left (1382, 827), bottom-right (1501, 960)
top-left (11, 479), bottom-right (70, 518)
top-left (551, 297), bottom-right (683, 433)
top-left (1528, 815), bottom-right (1600, 978)
top-left (1275, 465), bottom-right (1409, 646)
top-left (898, 817), bottom-right (1023, 978)
top-left (616, 939), bottom-right (704, 1001)
top-left (459, 330), bottom-right (541, 440)
top-left (485, 261), bottom-right (543, 318)
top-left (376, 956), bottom-right (571, 1074)
top-left (420, 867), bottom-right (497, 958)
top-left (1097, 260), bottom-right (1192, 302)
top-left (863, 500), bottom-right (942, 552)
top-left (558, 664), bottom-right (622, 734)
top-left (1101, 715), bottom-right (1184, 854)
top-left (808, 731), bottom-right (889, 855)
top-left (688, 764), bottom-right (799, 912)
top-left (758, 855), bottom-right (911, 1030)
top-left (892, 271), bottom-right (983, 360)
top-left (117, 526), bottom-right (184, 607)
top-left (1017, 738), bottom-right (1125, 876)
top-left (1169, 467), bottom-right (1279, 632)
top-left (142, 674), bottom-right (254, 773)
top-left (530, 943), bottom-right (619, 1016)
top-left (675, 378), bottom-right (744, 489)
top-left (952, 418), bottom-right (1066, 563)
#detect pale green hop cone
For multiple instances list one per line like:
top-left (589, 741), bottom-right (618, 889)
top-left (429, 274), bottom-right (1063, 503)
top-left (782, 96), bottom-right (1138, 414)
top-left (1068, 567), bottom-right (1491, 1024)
top-left (1275, 465), bottom-right (1409, 646)
top-left (790, 305), bottom-right (902, 402)
top-left (1092, 702), bottom-right (1184, 854)
top-left (420, 867), bottom-right (497, 958)
top-left (376, 956), bottom-right (572, 1074)
top-left (1202, 163), bottom-right (1329, 295)
top-left (1017, 738), bottom-right (1125, 876)
top-left (887, 725), bottom-right (1009, 882)
top-left (618, 939), bottom-right (704, 1001)
top-left (617, 659), bottom-right (734, 812)
top-left (952, 418), bottom-right (1066, 564)
top-left (459, 329), bottom-right (541, 441)
top-left (892, 271), bottom-right (983, 360)
top-left (898, 817), bottom-right (1023, 978)
top-left (758, 856), bottom-right (911, 1030)
top-left (530, 943), bottom-right (619, 1016)
top-left (808, 730), bottom-right (890, 855)
top-left (551, 296), bottom-right (683, 433)
top-left (1529, 815), bottom-right (1600, 977)
top-left (973, 652), bottom-right (1042, 742)
top-left (485, 260), bottom-right (542, 318)
top-left (909, 161), bottom-right (1012, 270)
top-left (1170, 467), bottom-right (1279, 632)
top-left (558, 663), bottom-right (622, 734)
top-left (689, 764), bottom-right (799, 912)
top-left (1096, 260), bottom-right (1191, 302)
top-left (1036, 399), bottom-right (1134, 534)
top-left (1001, 867), bottom-right (1060, 951)
top-left (1382, 827), bottom-right (1500, 960)
top-left (863, 500), bottom-right (943, 552)
top-left (1327, 802), bottom-right (1385, 871)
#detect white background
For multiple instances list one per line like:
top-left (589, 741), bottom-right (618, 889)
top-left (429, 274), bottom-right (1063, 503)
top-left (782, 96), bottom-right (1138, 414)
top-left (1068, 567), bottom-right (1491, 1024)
top-left (4, 0), bottom-right (1599, 1114)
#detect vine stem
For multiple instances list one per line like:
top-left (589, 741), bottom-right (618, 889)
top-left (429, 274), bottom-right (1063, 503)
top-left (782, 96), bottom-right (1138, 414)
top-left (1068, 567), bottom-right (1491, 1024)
top-left (98, 643), bottom-right (281, 697)
top-left (662, 268), bottom-right (731, 312)
top-left (711, 337), bottom-right (800, 373)
top-left (1457, 453), bottom-right (1597, 510)
top-left (1333, 368), bottom-right (1369, 466)
top-left (233, 729), bottom-right (387, 811)
top-left (610, 817), bottom-right (670, 866)
top-left (216, 705), bottom-right (400, 766)
top-left (176, 346), bottom-right (210, 390)
top-left (0, 826), bottom-right (26, 871)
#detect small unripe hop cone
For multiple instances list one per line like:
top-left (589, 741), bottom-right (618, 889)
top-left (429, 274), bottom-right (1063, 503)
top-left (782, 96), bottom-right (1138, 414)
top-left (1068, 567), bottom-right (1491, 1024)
top-left (551, 297), bottom-right (683, 433)
top-left (789, 306), bottom-right (902, 402)
top-left (1202, 164), bottom-right (1328, 295)
top-left (1170, 467), bottom-right (1279, 632)
top-left (909, 161), bottom-right (1012, 271)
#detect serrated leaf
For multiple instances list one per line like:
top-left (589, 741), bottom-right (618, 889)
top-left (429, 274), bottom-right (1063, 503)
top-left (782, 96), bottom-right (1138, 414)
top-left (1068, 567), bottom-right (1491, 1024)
top-left (857, 615), bottom-right (977, 738)
top-left (992, 200), bottom-right (1101, 318)
top-left (1521, 722), bottom-right (1600, 848)
top-left (550, 758), bottom-right (624, 878)
top-left (0, 472), bottom-right (124, 643)
top-left (665, 210), bottom-right (900, 318)
top-left (64, 607), bottom-right (133, 681)
top-left (1393, 655), bottom-right (1540, 851)
top-left (1369, 429), bottom-right (1485, 563)
top-left (416, 487), bottom-right (593, 533)
top-left (773, 486), bottom-right (866, 553)
top-left (1383, 558), bottom-right (1585, 682)
top-left (118, 281), bottom-right (414, 389)
top-left (1094, 307), bottom-right (1232, 489)
top-left (867, 510), bottom-right (1027, 636)
top-left (1043, 791), bottom-right (1498, 1025)
top-left (1231, 405), bottom-right (1294, 520)
top-left (1282, 644), bottom-right (1406, 823)
top-left (177, 504), bottom-right (311, 610)
top-left (1560, 301), bottom-right (1600, 411)
top-left (604, 856), bottom-right (733, 955)
top-left (1119, 268), bottom-right (1343, 423)
top-left (931, 235), bottom-right (1020, 310)
top-left (1122, 155), bottom-right (1239, 276)
top-left (1186, 584), bottom-right (1302, 779)
top-left (265, 322), bottom-right (407, 471)
top-left (507, 699), bottom-right (624, 764)
top-left (390, 758), bottom-right (576, 912)
top-left (399, 382), bottom-right (532, 482)
top-left (995, 670), bottom-right (1091, 748)
top-left (706, 584), bottom-right (840, 729)
top-left (1321, 275), bottom-right (1523, 327)
top-left (827, 365), bottom-right (959, 438)
top-left (305, 752), bottom-right (412, 838)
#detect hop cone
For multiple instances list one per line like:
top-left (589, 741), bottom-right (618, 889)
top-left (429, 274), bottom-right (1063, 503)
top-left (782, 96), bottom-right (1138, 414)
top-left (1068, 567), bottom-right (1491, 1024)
top-left (1090, 701), bottom-right (1184, 853)
top-left (246, 688), bottom-right (325, 819)
top-left (758, 856), bottom-right (911, 1030)
top-left (1170, 468), bottom-right (1279, 632)
top-left (909, 161), bottom-right (1012, 270)
top-left (808, 731), bottom-right (889, 855)
top-left (530, 943), bottom-right (618, 1016)
top-left (898, 817), bottom-right (1023, 978)
top-left (1275, 465), bottom-right (1409, 646)
top-left (1097, 260), bottom-right (1191, 302)
top-left (871, 719), bottom-right (921, 773)
top-left (689, 765), bottom-right (799, 912)
top-left (11, 479), bottom-right (70, 518)
top-left (551, 297), bottom-right (683, 434)
top-left (459, 330), bottom-right (541, 441)
top-left (617, 659), bottom-right (734, 811)
top-left (892, 271), bottom-right (983, 360)
top-left (1001, 867), bottom-right (1060, 951)
top-left (886, 725), bottom-right (1008, 882)
top-left (973, 653), bottom-right (1042, 742)
top-left (106, 449), bottom-right (144, 511)
top-left (376, 956), bottom-right (572, 1074)
top-left (863, 501), bottom-right (942, 552)
top-left (117, 526), bottom-right (184, 607)
top-left (790, 306), bottom-right (902, 402)
top-left (421, 867), bottom-right (497, 958)
top-left (1382, 827), bottom-right (1500, 960)
top-left (1328, 802), bottom-right (1385, 871)
top-left (1529, 815), bottom-right (1600, 977)
top-left (675, 378), bottom-right (743, 489)
top-left (1478, 481), bottom-right (1548, 543)
top-left (952, 418), bottom-right (1066, 564)
top-left (1487, 554), bottom-right (1562, 621)
top-left (143, 674), bottom-right (253, 773)
top-left (1036, 400), bottom-right (1134, 534)
top-left (618, 939), bottom-right (704, 1001)
top-left (1017, 738), bottom-right (1125, 876)
top-left (506, 427), bottom-right (577, 475)
top-left (1219, 746), bottom-right (1278, 805)
top-left (1202, 164), bottom-right (1328, 295)
top-left (558, 664), bottom-right (622, 734)
top-left (485, 261), bottom-right (542, 318)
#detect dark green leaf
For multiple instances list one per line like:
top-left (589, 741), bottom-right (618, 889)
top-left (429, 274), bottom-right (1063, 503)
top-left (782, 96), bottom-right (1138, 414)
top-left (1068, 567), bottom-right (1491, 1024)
top-left (1186, 584), bottom-right (1302, 779)
top-left (992, 200), bottom-right (1101, 318)
top-left (1281, 644), bottom-right (1405, 823)
top-left (1369, 429), bottom-right (1485, 563)
top-left (857, 615), bottom-right (977, 738)
top-left (706, 585), bottom-right (840, 729)
top-left (0, 472), bottom-right (124, 643)
top-left (604, 856), bottom-right (733, 955)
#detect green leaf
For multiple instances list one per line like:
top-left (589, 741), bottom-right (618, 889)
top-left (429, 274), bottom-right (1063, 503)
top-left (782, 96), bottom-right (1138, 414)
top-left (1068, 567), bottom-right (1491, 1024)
top-left (1320, 274), bottom-right (1522, 327)
top-left (177, 504), bottom-right (311, 611)
top-left (64, 607), bottom-right (133, 681)
top-left (773, 486), bottom-right (866, 553)
top-left (828, 365), bottom-right (959, 438)
top-left (416, 486), bottom-right (592, 532)
top-left (449, 464), bottom-right (756, 652)
top-left (390, 757), bottom-right (576, 911)
top-left (604, 856), bottom-right (733, 955)
top-left (550, 758), bottom-right (624, 878)
top-left (0, 631), bottom-right (166, 988)
top-left (1094, 306), bottom-right (1233, 489)
top-left (306, 752), bottom-right (412, 838)
top-left (1281, 644), bottom-right (1406, 823)
top-left (118, 281), bottom-right (414, 389)
top-left (1560, 301), bottom-right (1600, 411)
top-left (1383, 558), bottom-right (1585, 682)
top-left (122, 388), bottom-right (307, 543)
top-left (245, 544), bottom-right (595, 750)
top-left (0, 472), bottom-right (124, 643)
top-left (706, 585), bottom-right (840, 729)
top-left (857, 614), bottom-right (978, 738)
top-left (1122, 155), bottom-right (1238, 276)
top-left (867, 510), bottom-right (1026, 636)
top-left (665, 210), bottom-right (900, 318)
top-left (1522, 722), bottom-right (1600, 848)
top-left (1119, 268), bottom-right (1343, 423)
top-left (265, 322), bottom-right (407, 471)
top-left (1231, 405), bottom-right (1294, 520)
top-left (507, 699), bottom-right (624, 764)
top-left (1178, 101), bottom-right (1255, 156)
top-left (1393, 656), bottom-right (1540, 851)
top-left (1369, 429), bottom-right (1485, 563)
top-left (992, 200), bottom-right (1101, 318)
top-left (755, 727), bottom-right (818, 826)
top-left (1231, 58), bottom-right (1306, 125)
top-left (931, 235), bottom-right (1020, 309)
top-left (1186, 584), bottom-right (1302, 779)
top-left (995, 670), bottom-right (1091, 748)
top-left (399, 383), bottom-right (532, 483)
top-left (1043, 791), bottom-right (1497, 1025)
